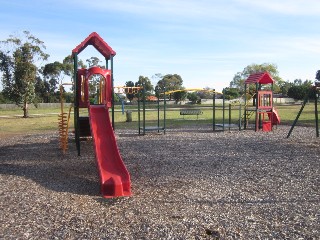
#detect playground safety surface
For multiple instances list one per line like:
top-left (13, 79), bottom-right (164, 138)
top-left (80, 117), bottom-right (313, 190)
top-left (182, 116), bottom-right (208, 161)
top-left (0, 125), bottom-right (319, 239)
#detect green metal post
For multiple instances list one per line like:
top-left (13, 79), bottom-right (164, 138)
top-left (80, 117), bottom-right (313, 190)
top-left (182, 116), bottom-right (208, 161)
top-left (239, 104), bottom-right (242, 131)
top-left (314, 88), bottom-right (319, 137)
top-left (258, 83), bottom-right (262, 130)
top-left (138, 92), bottom-right (141, 135)
top-left (143, 86), bottom-right (146, 135)
top-left (213, 89), bottom-right (215, 131)
top-left (157, 92), bottom-right (160, 133)
top-left (222, 89), bottom-right (225, 131)
top-left (255, 83), bottom-right (259, 131)
top-left (164, 88), bottom-right (166, 134)
top-left (73, 54), bottom-right (80, 156)
top-left (229, 103), bottom-right (231, 132)
top-left (244, 84), bottom-right (247, 130)
top-left (111, 56), bottom-right (115, 130)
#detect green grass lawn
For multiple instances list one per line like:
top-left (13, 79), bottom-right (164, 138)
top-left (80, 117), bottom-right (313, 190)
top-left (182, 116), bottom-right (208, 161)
top-left (0, 103), bottom-right (318, 137)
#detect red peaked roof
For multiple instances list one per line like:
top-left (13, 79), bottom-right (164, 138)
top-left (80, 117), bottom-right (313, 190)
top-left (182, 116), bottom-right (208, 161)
top-left (244, 72), bottom-right (274, 84)
top-left (72, 32), bottom-right (116, 59)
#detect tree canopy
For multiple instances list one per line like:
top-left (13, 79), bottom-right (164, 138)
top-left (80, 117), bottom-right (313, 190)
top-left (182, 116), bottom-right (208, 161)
top-left (135, 76), bottom-right (153, 93)
top-left (0, 31), bottom-right (49, 117)
top-left (155, 74), bottom-right (184, 102)
top-left (229, 63), bottom-right (284, 95)
top-left (287, 79), bottom-right (314, 100)
top-left (125, 81), bottom-right (135, 102)
top-left (155, 74), bottom-right (183, 92)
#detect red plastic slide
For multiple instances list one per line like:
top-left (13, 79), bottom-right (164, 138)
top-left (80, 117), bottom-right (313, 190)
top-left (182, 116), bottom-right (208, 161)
top-left (268, 108), bottom-right (281, 125)
top-left (89, 105), bottom-right (131, 198)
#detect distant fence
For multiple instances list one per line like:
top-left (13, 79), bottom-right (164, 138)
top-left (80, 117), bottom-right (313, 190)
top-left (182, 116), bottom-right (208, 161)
top-left (273, 98), bottom-right (297, 104)
top-left (0, 98), bottom-right (299, 110)
top-left (0, 103), bottom-right (72, 110)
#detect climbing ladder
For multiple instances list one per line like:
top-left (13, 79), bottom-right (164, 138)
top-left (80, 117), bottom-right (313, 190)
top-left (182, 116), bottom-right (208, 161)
top-left (241, 109), bottom-right (255, 127)
top-left (58, 108), bottom-right (72, 153)
top-left (58, 83), bottom-right (73, 154)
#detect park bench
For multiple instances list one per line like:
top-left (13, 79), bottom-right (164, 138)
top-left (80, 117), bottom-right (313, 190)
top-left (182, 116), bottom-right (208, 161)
top-left (180, 109), bottom-right (203, 119)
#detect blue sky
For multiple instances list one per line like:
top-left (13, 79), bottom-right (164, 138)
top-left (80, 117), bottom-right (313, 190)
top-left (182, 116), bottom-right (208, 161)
top-left (0, 0), bottom-right (319, 92)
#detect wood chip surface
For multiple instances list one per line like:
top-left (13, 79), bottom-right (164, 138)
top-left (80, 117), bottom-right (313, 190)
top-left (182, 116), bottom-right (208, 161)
top-left (1, 125), bottom-right (319, 239)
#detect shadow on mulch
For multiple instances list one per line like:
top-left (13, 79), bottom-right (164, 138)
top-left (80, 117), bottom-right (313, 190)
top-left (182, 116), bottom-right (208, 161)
top-left (0, 136), bottom-right (100, 197)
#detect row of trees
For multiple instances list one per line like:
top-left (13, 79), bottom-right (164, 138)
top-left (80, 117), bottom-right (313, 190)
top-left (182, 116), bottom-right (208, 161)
top-left (123, 74), bottom-right (214, 104)
top-left (0, 31), bottom-right (317, 117)
top-left (0, 31), bottom-right (106, 117)
top-left (226, 63), bottom-right (315, 100)
top-left (124, 63), bottom-right (316, 103)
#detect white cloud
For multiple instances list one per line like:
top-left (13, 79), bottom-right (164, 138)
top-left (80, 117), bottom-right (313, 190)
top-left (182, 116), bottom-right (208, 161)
top-left (236, 0), bottom-right (320, 15)
top-left (66, 0), bottom-right (244, 22)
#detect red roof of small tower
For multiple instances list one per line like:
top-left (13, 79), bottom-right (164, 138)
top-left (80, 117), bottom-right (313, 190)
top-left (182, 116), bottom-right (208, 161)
top-left (244, 72), bottom-right (274, 84)
top-left (72, 32), bottom-right (116, 59)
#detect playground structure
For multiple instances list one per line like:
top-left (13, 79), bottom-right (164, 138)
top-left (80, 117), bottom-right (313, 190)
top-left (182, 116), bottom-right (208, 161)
top-left (287, 70), bottom-right (320, 138)
top-left (244, 72), bottom-right (280, 132)
top-left (139, 86), bottom-right (166, 134)
top-left (136, 88), bottom-right (243, 134)
top-left (114, 86), bottom-right (143, 116)
top-left (96, 81), bottom-right (281, 135)
top-left (115, 85), bottom-right (166, 134)
top-left (71, 32), bottom-right (131, 198)
top-left (56, 35), bottom-right (293, 198)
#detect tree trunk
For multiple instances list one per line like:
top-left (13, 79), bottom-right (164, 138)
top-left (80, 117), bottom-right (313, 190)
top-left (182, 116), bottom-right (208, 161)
top-left (23, 101), bottom-right (29, 118)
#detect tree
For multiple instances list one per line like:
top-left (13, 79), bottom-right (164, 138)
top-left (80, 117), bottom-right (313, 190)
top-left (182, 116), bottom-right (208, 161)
top-left (0, 31), bottom-right (49, 117)
top-left (125, 81), bottom-right (135, 102)
top-left (198, 87), bottom-right (214, 99)
top-left (151, 73), bottom-right (163, 85)
top-left (85, 57), bottom-right (104, 103)
top-left (135, 76), bottom-right (153, 92)
top-left (34, 76), bottom-right (50, 103)
top-left (42, 61), bottom-right (65, 85)
top-left (86, 57), bottom-right (102, 68)
top-left (61, 55), bottom-right (86, 86)
top-left (0, 91), bottom-right (11, 103)
top-left (187, 92), bottom-right (200, 104)
top-left (41, 61), bottom-right (64, 102)
top-left (287, 79), bottom-right (313, 100)
top-left (0, 50), bottom-right (13, 86)
top-left (155, 74), bottom-right (184, 102)
top-left (229, 63), bottom-right (284, 95)
top-left (173, 90), bottom-right (187, 104)
top-left (135, 75), bottom-right (154, 100)
top-left (156, 74), bottom-right (183, 92)
top-left (287, 85), bottom-right (308, 100)
top-left (278, 80), bottom-right (293, 96)
top-left (316, 70), bottom-right (320, 80)
top-left (223, 87), bottom-right (240, 100)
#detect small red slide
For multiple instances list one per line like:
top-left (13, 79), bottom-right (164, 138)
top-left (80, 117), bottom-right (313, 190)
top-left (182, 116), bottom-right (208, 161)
top-left (268, 107), bottom-right (281, 125)
top-left (89, 105), bottom-right (131, 198)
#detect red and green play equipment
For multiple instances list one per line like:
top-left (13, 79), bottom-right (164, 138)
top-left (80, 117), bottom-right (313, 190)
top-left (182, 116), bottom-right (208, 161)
top-left (244, 72), bottom-right (281, 132)
top-left (67, 34), bottom-right (286, 198)
top-left (72, 32), bottom-right (131, 198)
